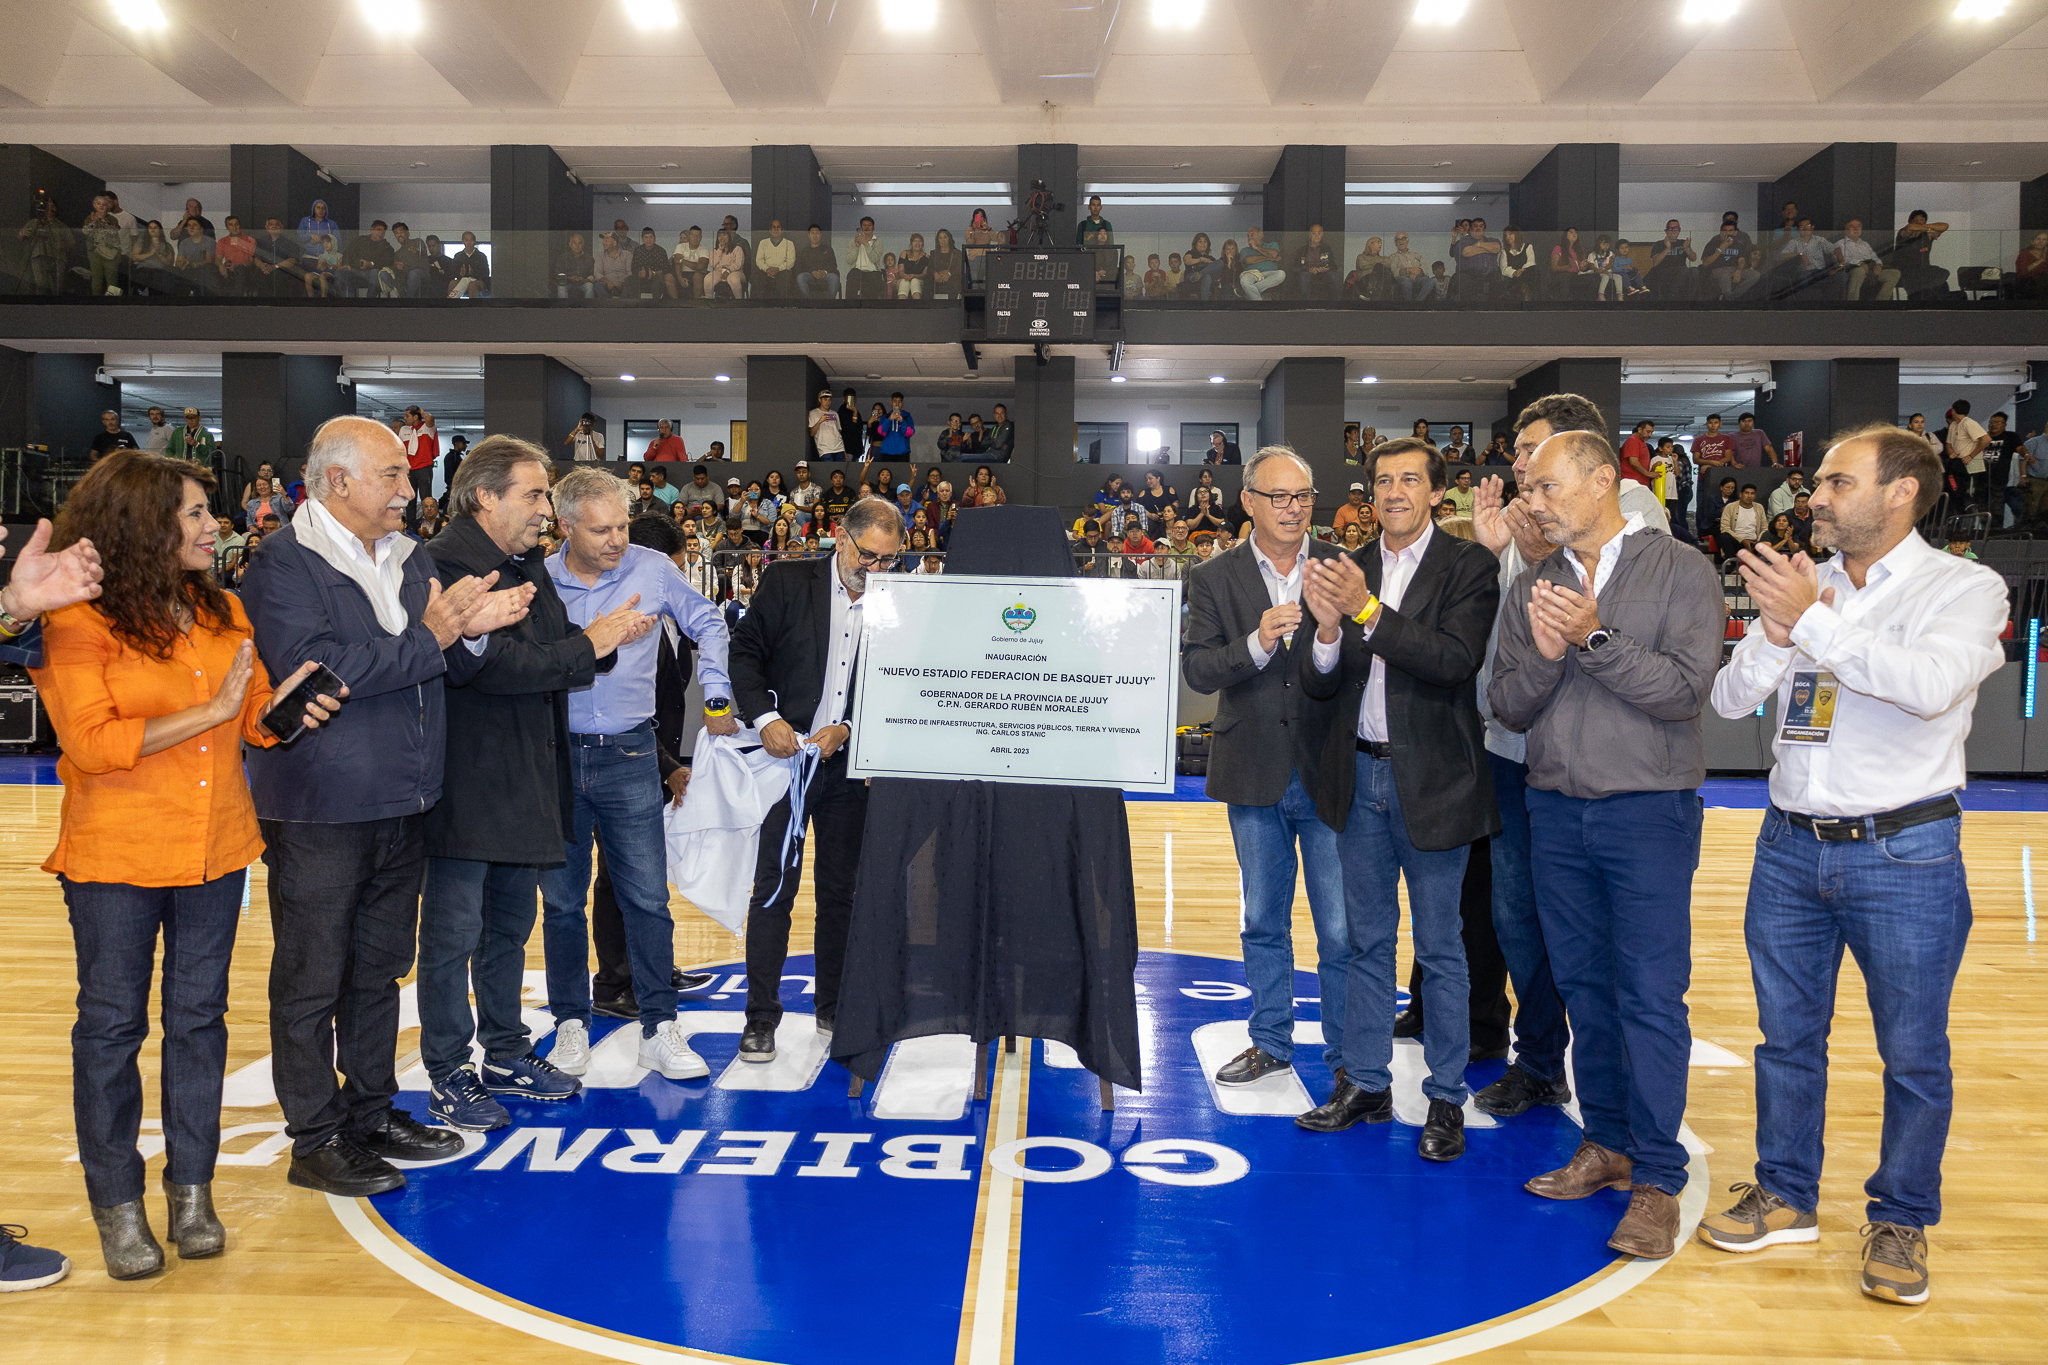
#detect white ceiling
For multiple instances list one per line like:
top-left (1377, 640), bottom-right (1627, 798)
top-left (7, 1), bottom-right (2048, 174)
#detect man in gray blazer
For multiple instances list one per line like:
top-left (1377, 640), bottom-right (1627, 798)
top-left (1182, 445), bottom-right (1354, 1098)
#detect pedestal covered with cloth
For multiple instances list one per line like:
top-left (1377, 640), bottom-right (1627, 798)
top-left (829, 505), bottom-right (1142, 1093)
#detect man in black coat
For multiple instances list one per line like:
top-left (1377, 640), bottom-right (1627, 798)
top-left (728, 496), bottom-right (904, 1063)
top-left (1181, 445), bottom-right (1353, 1098)
top-left (415, 437), bottom-right (651, 1132)
top-left (1293, 437), bottom-right (1502, 1163)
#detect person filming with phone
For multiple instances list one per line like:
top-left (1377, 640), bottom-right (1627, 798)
top-left (238, 417), bottom-right (535, 1201)
top-left (27, 451), bottom-right (347, 1282)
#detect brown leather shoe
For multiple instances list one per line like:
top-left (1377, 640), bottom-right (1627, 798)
top-left (1608, 1185), bottom-right (1680, 1259)
top-left (1524, 1140), bottom-right (1633, 1201)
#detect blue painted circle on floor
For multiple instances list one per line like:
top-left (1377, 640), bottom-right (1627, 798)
top-left (372, 950), bottom-right (1625, 1364)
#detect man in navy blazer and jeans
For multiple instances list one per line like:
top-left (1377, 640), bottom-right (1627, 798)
top-left (240, 417), bottom-right (533, 1196)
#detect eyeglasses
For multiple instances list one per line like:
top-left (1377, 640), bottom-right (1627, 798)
top-left (853, 547), bottom-right (901, 569)
top-left (1243, 487), bottom-right (1319, 510)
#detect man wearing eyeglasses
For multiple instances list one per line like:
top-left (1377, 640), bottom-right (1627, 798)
top-left (728, 496), bottom-right (904, 1065)
top-left (1182, 446), bottom-right (1356, 1104)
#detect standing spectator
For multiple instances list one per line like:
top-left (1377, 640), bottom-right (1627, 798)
top-left (1704, 426), bottom-right (2001, 1307)
top-left (15, 193), bottom-right (73, 295)
top-left (1456, 218), bottom-right (1500, 302)
top-left (753, 219), bottom-right (795, 298)
top-left (796, 224), bottom-right (840, 300)
top-left (929, 228), bottom-right (964, 300)
top-left (1075, 195), bottom-right (1113, 245)
top-left (32, 452), bottom-right (338, 1278)
top-left (728, 497), bottom-right (903, 1060)
top-left (415, 438), bottom-right (652, 1132)
top-left (1619, 420), bottom-right (1656, 486)
top-left (399, 407), bottom-right (438, 508)
top-left (875, 393), bottom-right (914, 458)
top-left (1903, 412), bottom-right (1941, 456)
top-left (809, 390), bottom-right (845, 462)
top-left (139, 406), bottom-right (175, 453)
top-left (1982, 412), bottom-right (2023, 526)
top-left (554, 232), bottom-right (597, 299)
top-left (564, 412), bottom-right (604, 462)
top-left (1488, 428), bottom-right (1724, 1260)
top-left (964, 208), bottom-right (996, 285)
top-left (834, 388), bottom-right (865, 462)
top-left (2023, 426), bottom-right (2048, 527)
top-left (1944, 398), bottom-right (1989, 506)
top-left (240, 417), bottom-right (528, 1196)
top-left (1239, 226), bottom-right (1286, 300)
top-left (980, 403), bottom-right (1014, 463)
top-left (1834, 220), bottom-right (1898, 300)
top-left (643, 418), bottom-right (688, 463)
top-left (90, 410), bottom-right (139, 460)
top-left (443, 433), bottom-right (468, 489)
top-left (536, 470), bottom-right (736, 1082)
top-left (1730, 412), bottom-right (1779, 468)
top-left (82, 194), bottom-right (127, 296)
top-left (166, 408), bottom-right (215, 466)
top-left (845, 217), bottom-right (884, 299)
top-left (1294, 437), bottom-right (1500, 1158)
top-left (1693, 414), bottom-right (1736, 467)
top-left (2014, 229), bottom-right (2048, 300)
top-left (296, 200), bottom-right (337, 254)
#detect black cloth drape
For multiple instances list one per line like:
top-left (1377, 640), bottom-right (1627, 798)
top-left (830, 505), bottom-right (1143, 1090)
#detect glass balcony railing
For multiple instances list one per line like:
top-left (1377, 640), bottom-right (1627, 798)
top-left (7, 220), bottom-right (2043, 307)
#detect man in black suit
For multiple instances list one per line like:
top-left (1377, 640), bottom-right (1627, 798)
top-left (1204, 430), bottom-right (1243, 465)
top-left (1182, 445), bottom-right (1354, 1098)
top-left (1294, 436), bottom-right (1501, 1162)
top-left (729, 495), bottom-right (904, 1062)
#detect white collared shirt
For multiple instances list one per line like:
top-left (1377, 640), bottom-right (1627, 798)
top-left (1244, 532), bottom-right (1307, 668)
top-left (755, 559), bottom-right (862, 736)
top-left (1566, 511), bottom-right (1646, 595)
top-left (1710, 532), bottom-right (2008, 818)
top-left (1311, 522), bottom-right (1434, 742)
top-left (295, 496), bottom-right (411, 635)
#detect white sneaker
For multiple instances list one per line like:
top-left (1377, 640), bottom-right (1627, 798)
top-left (550, 1019), bottom-right (591, 1076)
top-left (637, 1019), bottom-right (710, 1080)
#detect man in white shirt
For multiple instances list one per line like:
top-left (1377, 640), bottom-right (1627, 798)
top-left (142, 406), bottom-right (174, 452)
top-left (1293, 438), bottom-right (1501, 1164)
top-left (1833, 220), bottom-right (1899, 301)
top-left (808, 390), bottom-right (845, 462)
top-left (1944, 399), bottom-right (1989, 506)
top-left (754, 219), bottom-right (796, 298)
top-left (1703, 424), bottom-right (2005, 1308)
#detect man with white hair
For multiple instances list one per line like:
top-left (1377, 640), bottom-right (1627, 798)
top-left (536, 468), bottom-right (739, 1082)
top-left (239, 416), bottom-right (536, 1197)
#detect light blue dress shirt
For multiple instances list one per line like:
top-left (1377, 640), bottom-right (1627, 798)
top-left (548, 543), bottom-right (733, 736)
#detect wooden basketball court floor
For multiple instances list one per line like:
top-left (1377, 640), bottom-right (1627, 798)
top-left (1, 785), bottom-right (2042, 1364)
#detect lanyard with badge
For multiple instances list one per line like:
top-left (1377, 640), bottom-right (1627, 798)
top-left (1780, 670), bottom-right (1840, 745)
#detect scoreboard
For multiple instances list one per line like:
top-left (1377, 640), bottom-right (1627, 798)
top-left (985, 249), bottom-right (1095, 341)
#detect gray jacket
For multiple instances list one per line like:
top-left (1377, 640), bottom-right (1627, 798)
top-left (1487, 526), bottom-right (1725, 800)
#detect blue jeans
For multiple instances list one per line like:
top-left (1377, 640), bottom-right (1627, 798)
top-left (1225, 769), bottom-right (1350, 1069)
top-left (1527, 787), bottom-right (1702, 1195)
top-left (1745, 807), bottom-right (1971, 1229)
top-left (418, 857), bottom-right (540, 1083)
top-left (1198, 262), bottom-right (1227, 301)
top-left (1488, 753), bottom-right (1568, 1083)
top-left (1398, 275), bottom-right (1428, 301)
top-left (538, 727), bottom-right (678, 1035)
top-left (62, 871), bottom-right (244, 1207)
top-left (796, 271), bottom-right (840, 299)
top-left (1335, 754), bottom-right (1471, 1103)
top-left (1240, 266), bottom-right (1285, 300)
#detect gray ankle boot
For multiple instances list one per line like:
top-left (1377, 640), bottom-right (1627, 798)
top-left (91, 1200), bottom-right (165, 1280)
top-left (162, 1174), bottom-right (225, 1258)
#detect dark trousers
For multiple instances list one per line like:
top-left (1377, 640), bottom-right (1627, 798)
top-left (417, 858), bottom-right (539, 1083)
top-left (260, 816), bottom-right (424, 1156)
top-left (590, 848), bottom-right (633, 998)
top-left (62, 871), bottom-right (244, 1207)
top-left (1488, 753), bottom-right (1569, 1081)
top-left (409, 465), bottom-right (434, 508)
top-left (846, 269), bottom-right (884, 300)
top-left (1400, 834), bottom-right (1511, 1052)
top-left (745, 754), bottom-right (868, 1025)
top-left (1527, 786), bottom-right (1702, 1195)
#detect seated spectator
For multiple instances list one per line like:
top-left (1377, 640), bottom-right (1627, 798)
top-left (1426, 259), bottom-right (1450, 301)
top-left (128, 220), bottom-right (176, 295)
top-left (1767, 468), bottom-right (1808, 517)
top-left (213, 216), bottom-right (258, 294)
top-left (962, 415), bottom-right (987, 455)
top-left (1238, 226), bottom-right (1286, 299)
top-left (1072, 519), bottom-right (1114, 575)
top-left (2016, 230), bottom-right (2048, 300)
top-left (1890, 210), bottom-right (1951, 298)
top-left (554, 232), bottom-right (597, 298)
top-left (411, 495), bottom-right (447, 539)
top-left (672, 226), bottom-right (709, 297)
top-left (645, 419), bottom-right (687, 462)
top-left (1444, 467), bottom-right (1476, 516)
top-left (632, 227), bottom-right (677, 299)
top-left (1728, 245), bottom-right (1768, 299)
top-left (1547, 226), bottom-right (1585, 300)
top-left (337, 220), bottom-right (396, 297)
top-left (1945, 535), bottom-right (1979, 561)
top-left (1296, 223), bottom-right (1337, 299)
top-left (1766, 512), bottom-right (1804, 557)
top-left (1589, 235), bottom-right (1623, 302)
top-left (897, 233), bottom-right (930, 299)
top-left (752, 219), bottom-right (795, 297)
top-left (1787, 490), bottom-right (1816, 545)
top-left (172, 217), bottom-right (216, 295)
top-left (1646, 220), bottom-right (1697, 299)
top-left (447, 231), bottom-right (490, 297)
top-left (594, 231), bottom-right (632, 298)
top-left (1698, 474), bottom-right (1737, 549)
top-left (646, 466), bottom-right (681, 507)
top-left (386, 222), bottom-right (430, 297)
top-left (1829, 219), bottom-right (1898, 301)
top-left (961, 465), bottom-right (1006, 508)
top-left (1775, 217), bottom-right (1833, 294)
top-left (1163, 252), bottom-right (1184, 294)
top-left (1613, 239), bottom-right (1648, 296)
top-left (881, 252), bottom-right (901, 296)
top-left (248, 216), bottom-right (304, 296)
top-left (705, 228), bottom-right (746, 299)
top-left (1142, 253), bottom-right (1167, 298)
top-left (1390, 232), bottom-right (1428, 301)
top-left (929, 229), bottom-right (963, 300)
top-left (1498, 226), bottom-right (1536, 300)
top-left (1181, 233), bottom-right (1216, 299)
top-left (934, 413), bottom-right (971, 461)
top-left (1720, 483), bottom-right (1768, 561)
top-left (1348, 236), bottom-right (1394, 300)
top-left (1455, 217), bottom-right (1499, 301)
top-left (1331, 482), bottom-right (1370, 537)
top-left (1122, 255), bottom-right (1141, 298)
top-left (1700, 213), bottom-right (1753, 298)
top-left (1213, 240), bottom-right (1245, 300)
top-left (796, 224), bottom-right (839, 300)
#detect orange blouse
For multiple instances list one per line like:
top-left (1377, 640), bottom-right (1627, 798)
top-left (31, 595), bottom-right (280, 887)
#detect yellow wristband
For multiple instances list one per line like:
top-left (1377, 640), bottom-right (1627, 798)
top-left (1351, 593), bottom-right (1380, 626)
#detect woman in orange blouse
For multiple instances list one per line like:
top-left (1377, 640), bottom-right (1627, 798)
top-left (31, 452), bottom-right (340, 1282)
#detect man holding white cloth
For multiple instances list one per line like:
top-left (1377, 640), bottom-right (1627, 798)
top-left (1703, 424), bottom-right (2006, 1308)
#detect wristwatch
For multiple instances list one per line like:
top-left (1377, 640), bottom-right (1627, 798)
top-left (703, 697), bottom-right (732, 717)
top-left (1583, 628), bottom-right (1615, 651)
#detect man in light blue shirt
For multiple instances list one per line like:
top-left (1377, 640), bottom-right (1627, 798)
top-left (536, 467), bottom-right (738, 1082)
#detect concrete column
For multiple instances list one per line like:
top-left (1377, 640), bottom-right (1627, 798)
top-left (1007, 353), bottom-right (1076, 507)
top-left (1759, 144), bottom-right (1897, 233)
top-left (484, 355), bottom-right (591, 457)
top-left (0, 347), bottom-right (114, 462)
top-left (1505, 358), bottom-right (1622, 445)
top-left (1508, 144), bottom-right (1619, 232)
top-left (1765, 358), bottom-right (1899, 461)
top-left (220, 354), bottom-right (355, 488)
top-left (750, 146), bottom-right (833, 236)
top-left (491, 145), bottom-right (595, 300)
top-left (1016, 144), bottom-right (1079, 246)
top-left (746, 355), bottom-right (829, 470)
top-left (1257, 358), bottom-right (1347, 514)
top-left (1262, 145), bottom-right (1346, 235)
top-left (2015, 360), bottom-right (2048, 438)
top-left (0, 147), bottom-right (104, 293)
top-left (232, 146), bottom-right (358, 235)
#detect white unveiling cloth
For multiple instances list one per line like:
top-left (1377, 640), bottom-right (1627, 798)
top-left (664, 726), bottom-right (794, 932)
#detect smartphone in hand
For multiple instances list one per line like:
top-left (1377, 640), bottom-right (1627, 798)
top-left (262, 662), bottom-right (347, 743)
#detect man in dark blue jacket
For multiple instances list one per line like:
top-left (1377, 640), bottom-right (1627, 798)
top-left (240, 417), bottom-right (533, 1196)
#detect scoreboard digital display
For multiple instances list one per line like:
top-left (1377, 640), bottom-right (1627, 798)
top-left (985, 249), bottom-right (1095, 341)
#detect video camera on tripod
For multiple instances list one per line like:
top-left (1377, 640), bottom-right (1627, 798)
top-left (1010, 179), bottom-right (1065, 248)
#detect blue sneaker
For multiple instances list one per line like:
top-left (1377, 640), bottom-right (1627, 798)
top-left (428, 1066), bottom-right (512, 1132)
top-left (0, 1224), bottom-right (71, 1292)
top-left (480, 1050), bottom-right (583, 1102)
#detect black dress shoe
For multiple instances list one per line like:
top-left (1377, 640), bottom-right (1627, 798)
top-left (1392, 1008), bottom-right (1424, 1039)
top-left (1470, 1044), bottom-right (1511, 1063)
top-left (1294, 1078), bottom-right (1393, 1133)
top-left (1214, 1046), bottom-right (1290, 1087)
top-left (739, 1019), bottom-right (777, 1063)
top-left (287, 1135), bottom-right (406, 1197)
top-left (674, 969), bottom-right (715, 991)
top-left (352, 1107), bottom-right (466, 1163)
top-left (814, 1007), bottom-right (835, 1036)
top-left (592, 992), bottom-right (639, 1021)
top-left (1473, 1063), bottom-right (1573, 1117)
top-left (1419, 1098), bottom-right (1466, 1162)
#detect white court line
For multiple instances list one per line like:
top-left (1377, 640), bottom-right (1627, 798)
top-left (965, 1043), bottom-right (1023, 1365)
